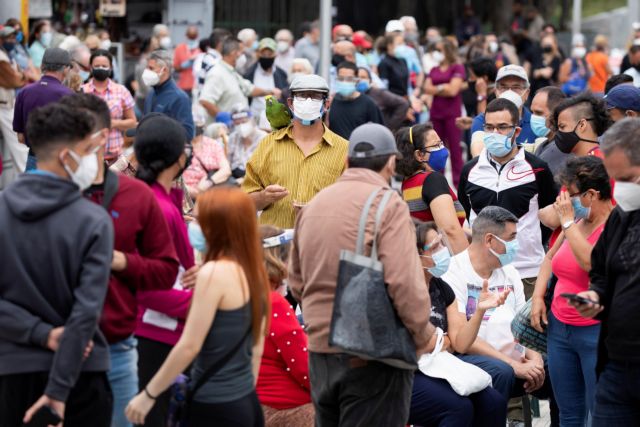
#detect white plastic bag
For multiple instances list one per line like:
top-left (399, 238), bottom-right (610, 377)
top-left (418, 328), bottom-right (493, 396)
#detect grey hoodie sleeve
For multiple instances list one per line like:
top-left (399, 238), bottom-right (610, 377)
top-left (44, 217), bottom-right (114, 402)
top-left (0, 299), bottom-right (54, 348)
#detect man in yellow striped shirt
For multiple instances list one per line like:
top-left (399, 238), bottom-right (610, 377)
top-left (242, 74), bottom-right (348, 228)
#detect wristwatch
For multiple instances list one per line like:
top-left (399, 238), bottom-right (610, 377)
top-left (477, 94), bottom-right (487, 102)
top-left (562, 219), bottom-right (574, 230)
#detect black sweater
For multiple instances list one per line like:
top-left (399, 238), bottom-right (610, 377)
top-left (590, 207), bottom-right (640, 371)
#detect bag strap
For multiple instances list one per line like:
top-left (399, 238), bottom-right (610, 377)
top-left (102, 169), bottom-right (119, 210)
top-left (371, 190), bottom-right (394, 260)
top-left (188, 264), bottom-right (252, 400)
top-left (355, 188), bottom-right (382, 255)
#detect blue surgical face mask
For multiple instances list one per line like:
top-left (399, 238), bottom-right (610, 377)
top-left (336, 80), bottom-right (356, 97)
top-left (40, 31), bottom-right (52, 47)
top-left (530, 114), bottom-right (550, 138)
top-left (483, 130), bottom-right (515, 157)
top-left (393, 44), bottom-right (410, 59)
top-left (356, 80), bottom-right (370, 93)
top-left (426, 147), bottom-right (449, 172)
top-left (16, 31), bottom-right (24, 44)
top-left (424, 247), bottom-right (451, 277)
top-left (79, 70), bottom-right (90, 82)
top-left (188, 221), bottom-right (208, 253)
top-left (489, 234), bottom-right (519, 267)
top-left (572, 195), bottom-right (590, 220)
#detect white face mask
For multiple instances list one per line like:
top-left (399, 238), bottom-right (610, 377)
top-left (62, 150), bottom-right (99, 191)
top-left (142, 68), bottom-right (161, 86)
top-left (160, 36), bottom-right (172, 49)
top-left (238, 121), bottom-right (254, 138)
top-left (499, 89), bottom-right (524, 110)
top-left (99, 39), bottom-right (112, 50)
top-left (572, 46), bottom-right (586, 58)
top-left (235, 54), bottom-right (248, 71)
top-left (431, 50), bottom-right (444, 64)
top-left (613, 180), bottom-right (640, 212)
top-left (488, 41), bottom-right (499, 53)
top-left (292, 97), bottom-right (324, 124)
top-left (277, 40), bottom-right (290, 53)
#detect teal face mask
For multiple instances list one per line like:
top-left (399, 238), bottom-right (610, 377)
top-left (423, 247), bottom-right (451, 277)
top-left (188, 221), bottom-right (208, 253)
top-left (489, 234), bottom-right (519, 267)
top-left (572, 195), bottom-right (590, 220)
top-left (530, 114), bottom-right (550, 138)
top-left (483, 130), bottom-right (515, 157)
top-left (336, 81), bottom-right (356, 97)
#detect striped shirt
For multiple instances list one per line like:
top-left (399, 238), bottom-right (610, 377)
top-left (242, 124), bottom-right (348, 228)
top-left (401, 171), bottom-right (466, 226)
top-left (82, 79), bottom-right (135, 159)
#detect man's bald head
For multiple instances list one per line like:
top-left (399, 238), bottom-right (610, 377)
top-left (333, 24), bottom-right (354, 42)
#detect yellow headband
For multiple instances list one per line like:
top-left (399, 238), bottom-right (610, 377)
top-left (409, 126), bottom-right (414, 145)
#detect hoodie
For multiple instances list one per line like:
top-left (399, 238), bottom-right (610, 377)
top-left (0, 173), bottom-right (114, 401)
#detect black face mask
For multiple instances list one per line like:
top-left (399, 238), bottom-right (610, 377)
top-left (195, 126), bottom-right (204, 137)
top-left (554, 120), bottom-right (597, 154)
top-left (542, 45), bottom-right (553, 54)
top-left (332, 53), bottom-right (346, 67)
top-left (92, 68), bottom-right (111, 81)
top-left (259, 56), bottom-right (275, 70)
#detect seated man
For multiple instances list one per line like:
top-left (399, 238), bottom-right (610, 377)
top-left (442, 206), bottom-right (556, 411)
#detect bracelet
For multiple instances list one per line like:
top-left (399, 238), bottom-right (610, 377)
top-left (144, 387), bottom-right (158, 400)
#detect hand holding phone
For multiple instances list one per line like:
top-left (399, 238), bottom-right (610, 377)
top-left (562, 291), bottom-right (604, 319)
top-left (560, 293), bottom-right (599, 306)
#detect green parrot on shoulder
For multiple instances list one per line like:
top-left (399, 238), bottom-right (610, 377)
top-left (265, 95), bottom-right (292, 130)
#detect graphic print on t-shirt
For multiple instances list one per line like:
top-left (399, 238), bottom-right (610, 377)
top-left (466, 283), bottom-right (515, 320)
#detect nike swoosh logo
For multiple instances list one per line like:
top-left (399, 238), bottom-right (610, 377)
top-left (506, 165), bottom-right (544, 181)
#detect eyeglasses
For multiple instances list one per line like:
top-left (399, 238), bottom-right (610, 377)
top-left (483, 124), bottom-right (516, 133)
top-left (497, 84), bottom-right (527, 93)
top-left (423, 141), bottom-right (446, 153)
top-left (422, 233), bottom-right (444, 253)
top-left (336, 76), bottom-right (357, 83)
top-left (293, 93), bottom-right (325, 101)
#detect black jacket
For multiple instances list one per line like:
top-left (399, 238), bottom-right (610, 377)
top-left (243, 63), bottom-right (289, 104)
top-left (0, 173), bottom-right (113, 401)
top-left (590, 207), bottom-right (640, 373)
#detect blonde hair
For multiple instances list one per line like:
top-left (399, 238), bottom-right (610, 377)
top-left (260, 225), bottom-right (290, 288)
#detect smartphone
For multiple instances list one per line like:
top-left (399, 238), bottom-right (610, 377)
top-left (22, 405), bottom-right (62, 427)
top-left (560, 293), bottom-right (599, 306)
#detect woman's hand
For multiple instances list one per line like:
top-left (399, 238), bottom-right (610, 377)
top-left (553, 191), bottom-right (574, 224)
top-left (477, 279), bottom-right (510, 312)
top-left (125, 391), bottom-right (156, 425)
top-left (530, 295), bottom-right (548, 333)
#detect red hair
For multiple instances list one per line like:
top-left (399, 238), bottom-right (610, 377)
top-left (197, 187), bottom-right (270, 343)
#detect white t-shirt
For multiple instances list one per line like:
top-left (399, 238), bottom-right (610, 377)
top-left (441, 249), bottom-right (526, 353)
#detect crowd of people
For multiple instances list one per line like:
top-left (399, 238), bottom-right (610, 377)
top-left (0, 6), bottom-right (640, 427)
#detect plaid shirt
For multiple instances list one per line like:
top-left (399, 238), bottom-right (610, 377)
top-left (82, 79), bottom-right (135, 158)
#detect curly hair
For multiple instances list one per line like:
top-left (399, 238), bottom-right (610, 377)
top-left (550, 93), bottom-right (612, 136)
top-left (395, 124), bottom-right (433, 177)
top-left (558, 156), bottom-right (612, 200)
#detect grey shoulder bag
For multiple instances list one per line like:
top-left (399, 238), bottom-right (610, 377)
top-left (328, 188), bottom-right (417, 370)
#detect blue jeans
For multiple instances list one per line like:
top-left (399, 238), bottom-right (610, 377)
top-left (108, 336), bottom-right (138, 427)
top-left (458, 353), bottom-right (559, 426)
top-left (547, 312), bottom-right (600, 426)
top-left (409, 372), bottom-right (507, 426)
top-left (592, 360), bottom-right (640, 426)
top-left (25, 154), bottom-right (37, 171)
